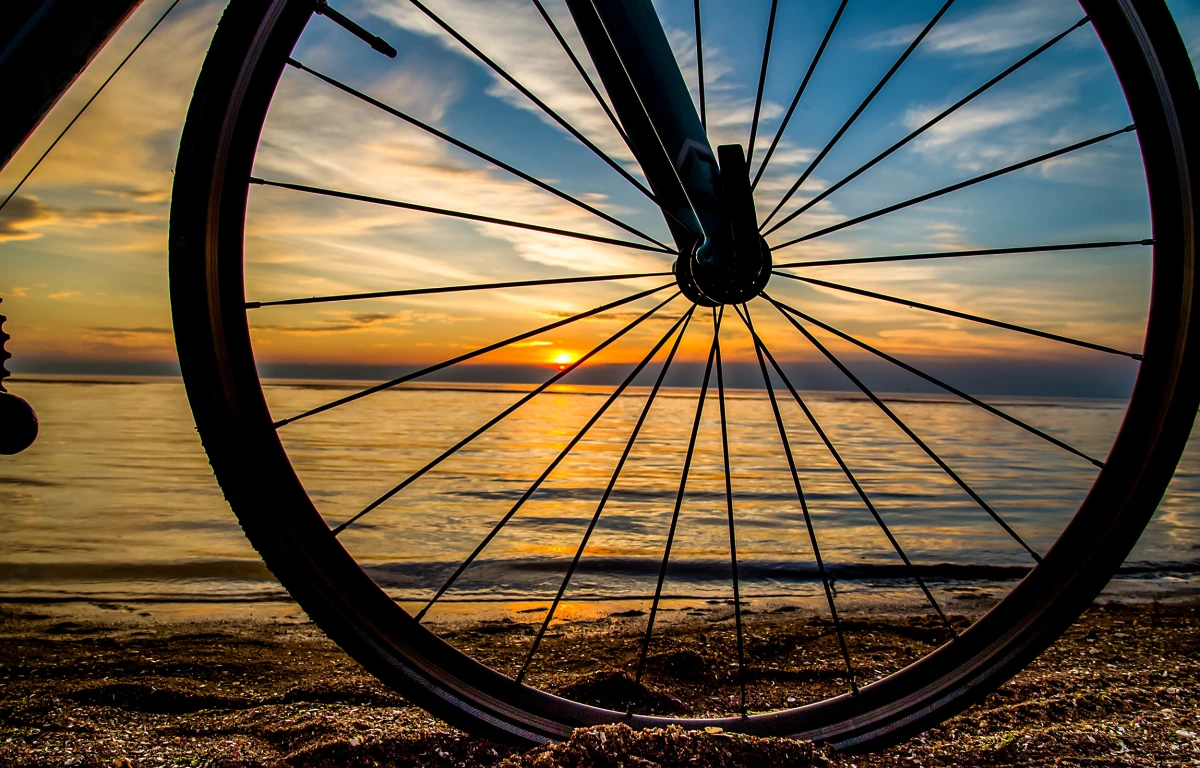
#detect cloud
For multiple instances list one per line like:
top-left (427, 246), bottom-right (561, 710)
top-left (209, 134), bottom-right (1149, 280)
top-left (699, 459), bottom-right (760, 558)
top-left (74, 325), bottom-right (176, 352)
top-left (362, 0), bottom-right (633, 163)
top-left (66, 207), bottom-right (158, 227)
top-left (48, 291), bottom-right (80, 300)
top-left (663, 25), bottom-right (783, 146)
top-left (255, 319), bottom-right (403, 335)
top-left (96, 186), bottom-right (171, 204)
top-left (1167, 9), bottom-right (1200, 68)
top-left (894, 68), bottom-right (1143, 186)
top-left (269, 0), bottom-right (812, 310)
top-left (863, 0), bottom-right (1082, 56)
top-left (904, 94), bottom-right (1073, 150)
top-left (361, 0), bottom-right (789, 183)
top-left (245, 50), bottom-right (670, 314)
top-left (5, 0), bottom-right (226, 193)
top-left (0, 195), bottom-right (158, 242)
top-left (252, 309), bottom-right (478, 336)
top-left (86, 325), bottom-right (173, 340)
top-left (0, 196), bottom-right (60, 242)
top-left (751, 144), bottom-right (814, 171)
top-left (538, 308), bottom-right (681, 322)
top-left (901, 84), bottom-right (1078, 171)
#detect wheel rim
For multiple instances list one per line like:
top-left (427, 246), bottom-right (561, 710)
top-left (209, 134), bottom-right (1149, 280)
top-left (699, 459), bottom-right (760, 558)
top-left (169, 0), bottom-right (1200, 749)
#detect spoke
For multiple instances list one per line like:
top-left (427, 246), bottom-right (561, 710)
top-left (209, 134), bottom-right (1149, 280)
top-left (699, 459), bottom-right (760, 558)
top-left (771, 301), bottom-right (1104, 468)
top-left (735, 304), bottom-right (857, 692)
top-left (405, 0), bottom-right (665, 210)
top-left (714, 306), bottom-right (748, 715)
top-left (742, 303), bottom-right (954, 632)
top-left (694, 0), bottom-right (706, 131)
top-left (774, 239), bottom-right (1153, 270)
top-left (314, 1), bottom-right (396, 58)
top-left (745, 0), bottom-right (780, 166)
top-left (530, 0), bottom-right (633, 151)
top-left (772, 272), bottom-right (1143, 360)
top-left (247, 271), bottom-right (671, 309)
top-left (766, 295), bottom-right (1042, 563)
top-left (249, 177), bottom-right (675, 255)
top-left (633, 310), bottom-right (723, 689)
top-left (418, 307), bottom-right (694, 622)
top-left (273, 283), bottom-right (672, 428)
top-left (770, 125), bottom-right (1135, 246)
top-left (765, 16), bottom-right (1091, 234)
top-left (286, 58), bottom-right (670, 250)
top-left (751, 0), bottom-right (849, 190)
top-left (335, 293), bottom-right (680, 536)
top-left (516, 307), bottom-right (696, 681)
top-left (760, 0), bottom-right (956, 229)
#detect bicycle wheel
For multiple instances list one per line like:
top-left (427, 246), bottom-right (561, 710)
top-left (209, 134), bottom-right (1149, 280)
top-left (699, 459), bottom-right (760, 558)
top-left (169, 0), bottom-right (1200, 751)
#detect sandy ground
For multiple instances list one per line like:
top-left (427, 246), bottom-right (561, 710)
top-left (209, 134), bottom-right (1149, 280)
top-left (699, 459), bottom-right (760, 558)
top-left (0, 595), bottom-right (1197, 767)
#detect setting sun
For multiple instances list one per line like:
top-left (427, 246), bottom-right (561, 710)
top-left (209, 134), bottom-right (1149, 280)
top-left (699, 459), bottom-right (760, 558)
top-left (552, 351), bottom-right (575, 370)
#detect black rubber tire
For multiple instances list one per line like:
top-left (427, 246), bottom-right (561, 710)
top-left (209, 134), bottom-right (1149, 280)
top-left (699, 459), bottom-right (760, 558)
top-left (169, 0), bottom-right (1200, 751)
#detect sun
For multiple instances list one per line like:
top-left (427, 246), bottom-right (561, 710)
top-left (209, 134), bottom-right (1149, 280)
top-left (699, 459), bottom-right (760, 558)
top-left (552, 351), bottom-right (575, 370)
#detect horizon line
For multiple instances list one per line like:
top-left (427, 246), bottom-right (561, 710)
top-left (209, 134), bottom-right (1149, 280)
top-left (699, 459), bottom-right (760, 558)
top-left (10, 355), bottom-right (1140, 400)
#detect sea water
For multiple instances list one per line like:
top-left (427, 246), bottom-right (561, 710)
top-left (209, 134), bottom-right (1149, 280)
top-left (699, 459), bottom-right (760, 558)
top-left (1, 376), bottom-right (1196, 613)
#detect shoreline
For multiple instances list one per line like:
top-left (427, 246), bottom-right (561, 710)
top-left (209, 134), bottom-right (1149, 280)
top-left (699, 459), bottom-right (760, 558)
top-left (1, 593), bottom-right (1196, 766)
top-left (0, 567), bottom-right (1194, 619)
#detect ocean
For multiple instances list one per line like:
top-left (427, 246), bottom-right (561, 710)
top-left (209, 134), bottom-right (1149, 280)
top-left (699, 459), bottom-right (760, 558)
top-left (2, 376), bottom-right (1197, 617)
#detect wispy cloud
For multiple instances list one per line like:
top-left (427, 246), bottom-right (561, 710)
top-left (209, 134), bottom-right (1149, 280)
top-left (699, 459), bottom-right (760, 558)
top-left (1172, 6), bottom-right (1200, 67)
top-left (863, 0), bottom-right (1082, 56)
top-left (86, 325), bottom-right (173, 340)
top-left (904, 94), bottom-right (1073, 150)
top-left (362, 0), bottom-right (634, 163)
top-left (95, 186), bottom-right (172, 204)
top-left (247, 54), bottom-right (669, 314)
top-left (252, 308), bottom-right (482, 337)
top-left (901, 77), bottom-right (1080, 171)
top-left (894, 66), bottom-right (1144, 189)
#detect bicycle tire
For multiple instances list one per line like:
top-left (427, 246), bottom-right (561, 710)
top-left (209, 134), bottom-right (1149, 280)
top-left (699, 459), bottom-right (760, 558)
top-left (169, 0), bottom-right (1200, 750)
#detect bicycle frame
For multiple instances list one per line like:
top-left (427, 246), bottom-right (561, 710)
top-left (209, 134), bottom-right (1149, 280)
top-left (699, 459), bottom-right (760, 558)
top-left (566, 0), bottom-right (723, 255)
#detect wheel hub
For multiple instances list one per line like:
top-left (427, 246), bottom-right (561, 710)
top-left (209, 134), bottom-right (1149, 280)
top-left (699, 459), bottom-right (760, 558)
top-left (674, 143), bottom-right (772, 306)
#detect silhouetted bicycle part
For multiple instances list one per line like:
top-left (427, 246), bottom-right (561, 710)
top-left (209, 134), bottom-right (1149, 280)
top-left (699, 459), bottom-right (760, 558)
top-left (0, 299), bottom-right (38, 455)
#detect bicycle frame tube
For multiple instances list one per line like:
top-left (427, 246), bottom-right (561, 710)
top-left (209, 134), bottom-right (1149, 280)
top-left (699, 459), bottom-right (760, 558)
top-left (566, 0), bottom-right (724, 252)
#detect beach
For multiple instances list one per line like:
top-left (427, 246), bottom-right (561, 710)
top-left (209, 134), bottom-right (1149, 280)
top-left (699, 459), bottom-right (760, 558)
top-left (1, 594), bottom-right (1196, 767)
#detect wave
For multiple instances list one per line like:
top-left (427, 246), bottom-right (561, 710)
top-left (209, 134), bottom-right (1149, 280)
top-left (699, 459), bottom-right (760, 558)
top-left (0, 559), bottom-right (274, 583)
top-left (1, 556), bottom-right (1194, 591)
top-left (444, 485), bottom-right (943, 505)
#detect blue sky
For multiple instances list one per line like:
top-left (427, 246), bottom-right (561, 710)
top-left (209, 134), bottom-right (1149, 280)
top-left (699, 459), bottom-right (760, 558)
top-left (1, 0), bottom-right (1198, 394)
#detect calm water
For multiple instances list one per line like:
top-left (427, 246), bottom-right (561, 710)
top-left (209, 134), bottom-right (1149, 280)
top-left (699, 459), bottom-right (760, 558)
top-left (2, 376), bottom-right (1197, 613)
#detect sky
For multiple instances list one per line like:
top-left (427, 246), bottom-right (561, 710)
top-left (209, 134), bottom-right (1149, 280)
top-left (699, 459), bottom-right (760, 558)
top-left (2, 0), bottom-right (1199, 395)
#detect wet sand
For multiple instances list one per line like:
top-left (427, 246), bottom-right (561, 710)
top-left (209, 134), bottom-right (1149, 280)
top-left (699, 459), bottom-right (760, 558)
top-left (0, 596), bottom-right (1196, 767)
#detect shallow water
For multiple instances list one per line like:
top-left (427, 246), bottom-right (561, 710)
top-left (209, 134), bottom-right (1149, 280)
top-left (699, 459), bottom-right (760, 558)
top-left (1, 376), bottom-right (1197, 613)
